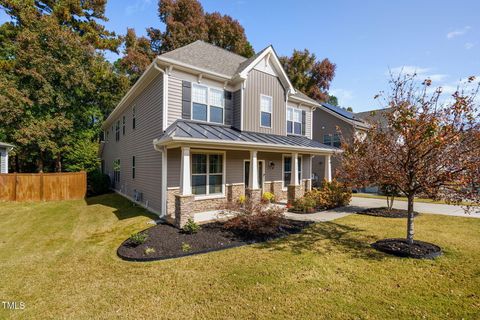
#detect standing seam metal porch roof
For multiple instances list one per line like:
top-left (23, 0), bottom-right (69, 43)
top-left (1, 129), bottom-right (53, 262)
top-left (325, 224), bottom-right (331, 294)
top-left (156, 120), bottom-right (338, 151)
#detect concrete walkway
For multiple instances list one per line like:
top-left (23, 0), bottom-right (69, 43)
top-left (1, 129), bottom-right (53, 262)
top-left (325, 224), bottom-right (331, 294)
top-left (284, 196), bottom-right (480, 222)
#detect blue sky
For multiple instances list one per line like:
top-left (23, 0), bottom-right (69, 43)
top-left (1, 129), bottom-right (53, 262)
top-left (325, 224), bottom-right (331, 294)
top-left (3, 1), bottom-right (479, 112)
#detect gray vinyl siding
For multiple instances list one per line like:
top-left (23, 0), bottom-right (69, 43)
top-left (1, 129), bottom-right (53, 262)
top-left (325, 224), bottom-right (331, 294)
top-left (168, 76), bottom-right (183, 126)
top-left (102, 74), bottom-right (164, 214)
top-left (167, 148), bottom-right (181, 188)
top-left (244, 69), bottom-right (286, 135)
top-left (0, 147), bottom-right (6, 173)
top-left (232, 89), bottom-right (242, 130)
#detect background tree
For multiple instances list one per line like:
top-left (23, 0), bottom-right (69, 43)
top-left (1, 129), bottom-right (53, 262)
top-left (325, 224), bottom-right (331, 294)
top-left (0, 2), bottom-right (128, 172)
top-left (280, 49), bottom-right (336, 102)
top-left (340, 74), bottom-right (480, 244)
top-left (327, 95), bottom-right (338, 106)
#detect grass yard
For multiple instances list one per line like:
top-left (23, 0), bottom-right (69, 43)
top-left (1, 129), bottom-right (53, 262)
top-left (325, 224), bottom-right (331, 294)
top-left (353, 192), bottom-right (477, 206)
top-left (1, 194), bottom-right (479, 319)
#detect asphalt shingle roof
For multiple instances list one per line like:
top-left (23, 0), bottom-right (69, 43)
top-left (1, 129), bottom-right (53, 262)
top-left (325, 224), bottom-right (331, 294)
top-left (160, 120), bottom-right (337, 151)
top-left (356, 108), bottom-right (393, 127)
top-left (159, 40), bottom-right (247, 77)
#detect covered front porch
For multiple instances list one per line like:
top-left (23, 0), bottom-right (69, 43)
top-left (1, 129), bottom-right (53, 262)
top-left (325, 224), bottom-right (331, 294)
top-left (154, 120), bottom-right (337, 227)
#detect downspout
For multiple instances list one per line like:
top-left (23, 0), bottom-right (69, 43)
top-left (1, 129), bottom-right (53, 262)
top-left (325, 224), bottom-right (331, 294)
top-left (153, 60), bottom-right (169, 131)
top-left (153, 142), bottom-right (168, 218)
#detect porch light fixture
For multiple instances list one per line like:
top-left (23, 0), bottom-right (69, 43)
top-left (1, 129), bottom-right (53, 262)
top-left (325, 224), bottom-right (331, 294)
top-left (269, 161), bottom-right (275, 170)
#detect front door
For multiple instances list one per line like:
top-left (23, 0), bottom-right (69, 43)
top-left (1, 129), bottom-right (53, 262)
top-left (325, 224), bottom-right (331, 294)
top-left (244, 160), bottom-right (264, 191)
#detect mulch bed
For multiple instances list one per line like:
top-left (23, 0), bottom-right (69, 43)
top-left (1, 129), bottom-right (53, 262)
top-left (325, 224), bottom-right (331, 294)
top-left (287, 208), bottom-right (320, 214)
top-left (357, 207), bottom-right (419, 218)
top-left (371, 238), bottom-right (442, 259)
top-left (117, 219), bottom-right (311, 262)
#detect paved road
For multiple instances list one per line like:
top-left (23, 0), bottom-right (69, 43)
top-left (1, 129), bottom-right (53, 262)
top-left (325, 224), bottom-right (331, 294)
top-left (284, 196), bottom-right (480, 222)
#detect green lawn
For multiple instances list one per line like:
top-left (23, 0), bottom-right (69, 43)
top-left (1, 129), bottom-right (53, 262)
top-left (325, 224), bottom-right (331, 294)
top-left (1, 194), bottom-right (479, 319)
top-left (353, 192), bottom-right (477, 206)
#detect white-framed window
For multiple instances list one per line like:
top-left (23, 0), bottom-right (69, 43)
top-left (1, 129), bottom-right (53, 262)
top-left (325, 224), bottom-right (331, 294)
top-left (113, 159), bottom-right (121, 184)
top-left (191, 152), bottom-right (224, 196)
top-left (323, 134), bottom-right (332, 146)
top-left (282, 155), bottom-right (302, 189)
top-left (287, 107), bottom-right (302, 135)
top-left (191, 84), bottom-right (224, 124)
top-left (260, 94), bottom-right (272, 128)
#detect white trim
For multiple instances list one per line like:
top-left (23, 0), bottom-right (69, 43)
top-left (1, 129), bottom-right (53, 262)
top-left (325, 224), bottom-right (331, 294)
top-left (191, 83), bottom-right (225, 124)
top-left (248, 150), bottom-right (259, 190)
top-left (259, 94), bottom-right (273, 129)
top-left (190, 150), bottom-right (226, 197)
top-left (324, 154), bottom-right (332, 182)
top-left (282, 154), bottom-right (302, 190)
top-left (243, 158), bottom-right (265, 192)
top-left (286, 105), bottom-right (303, 136)
top-left (180, 146), bottom-right (192, 195)
top-left (240, 80), bottom-right (245, 130)
top-left (288, 95), bottom-right (321, 107)
top-left (161, 147), bottom-right (167, 217)
top-left (309, 109), bottom-right (313, 139)
top-left (154, 137), bottom-right (339, 155)
top-left (162, 71), bottom-right (168, 130)
top-left (238, 46), bottom-right (295, 94)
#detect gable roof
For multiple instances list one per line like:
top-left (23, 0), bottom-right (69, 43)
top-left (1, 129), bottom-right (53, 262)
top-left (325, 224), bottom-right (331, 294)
top-left (290, 91), bottom-right (321, 106)
top-left (159, 40), bottom-right (247, 78)
top-left (356, 108), bottom-right (393, 127)
top-left (320, 103), bottom-right (369, 128)
top-left (0, 142), bottom-right (14, 150)
top-left (154, 120), bottom-right (338, 154)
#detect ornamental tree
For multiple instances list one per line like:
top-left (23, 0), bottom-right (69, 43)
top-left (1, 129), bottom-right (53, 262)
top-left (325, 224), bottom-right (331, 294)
top-left (340, 74), bottom-right (480, 244)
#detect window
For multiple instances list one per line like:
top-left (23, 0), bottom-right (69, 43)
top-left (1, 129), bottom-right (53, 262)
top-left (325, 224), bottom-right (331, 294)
top-left (132, 106), bottom-right (136, 129)
top-left (283, 155), bottom-right (302, 188)
top-left (191, 153), bottom-right (224, 196)
top-left (323, 134), bottom-right (332, 146)
top-left (115, 120), bottom-right (120, 141)
top-left (333, 133), bottom-right (341, 148)
top-left (132, 156), bottom-right (136, 179)
top-left (260, 95), bottom-right (272, 127)
top-left (287, 107), bottom-right (302, 135)
top-left (122, 116), bottom-right (126, 136)
top-left (113, 159), bottom-right (120, 184)
top-left (192, 84), bottom-right (224, 123)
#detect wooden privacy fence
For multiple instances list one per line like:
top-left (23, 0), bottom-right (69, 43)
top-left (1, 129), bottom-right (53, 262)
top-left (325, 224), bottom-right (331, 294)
top-left (0, 172), bottom-right (86, 202)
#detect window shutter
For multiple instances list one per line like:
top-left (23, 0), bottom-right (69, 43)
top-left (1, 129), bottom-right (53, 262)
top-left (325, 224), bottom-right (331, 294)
top-left (182, 81), bottom-right (191, 119)
top-left (301, 110), bottom-right (306, 135)
top-left (224, 91), bottom-right (233, 126)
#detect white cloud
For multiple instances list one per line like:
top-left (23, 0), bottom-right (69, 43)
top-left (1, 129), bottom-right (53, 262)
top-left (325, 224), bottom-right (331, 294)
top-left (125, 0), bottom-right (153, 15)
top-left (465, 42), bottom-right (475, 50)
top-left (330, 88), bottom-right (354, 106)
top-left (446, 26), bottom-right (471, 39)
top-left (389, 66), bottom-right (448, 83)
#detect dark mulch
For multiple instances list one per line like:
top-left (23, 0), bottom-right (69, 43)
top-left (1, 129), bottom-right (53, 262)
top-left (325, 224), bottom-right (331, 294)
top-left (117, 219), bottom-right (312, 262)
top-left (371, 238), bottom-right (442, 259)
top-left (357, 207), bottom-right (419, 218)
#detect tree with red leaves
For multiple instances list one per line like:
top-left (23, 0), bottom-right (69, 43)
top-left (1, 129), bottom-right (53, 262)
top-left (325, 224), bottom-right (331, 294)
top-left (280, 49), bottom-right (336, 102)
top-left (340, 74), bottom-right (480, 244)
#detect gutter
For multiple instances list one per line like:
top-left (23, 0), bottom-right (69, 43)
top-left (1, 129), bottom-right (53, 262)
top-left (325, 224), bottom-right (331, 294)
top-left (153, 136), bottom-right (341, 155)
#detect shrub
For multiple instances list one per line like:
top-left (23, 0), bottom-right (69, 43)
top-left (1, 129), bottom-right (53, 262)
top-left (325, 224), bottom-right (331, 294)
top-left (182, 218), bottom-right (201, 234)
top-left (262, 192), bottom-right (275, 203)
top-left (221, 198), bottom-right (286, 239)
top-left (181, 242), bottom-right (192, 253)
top-left (87, 170), bottom-right (111, 196)
top-left (238, 195), bottom-right (246, 204)
top-left (144, 247), bottom-right (156, 255)
top-left (130, 232), bottom-right (148, 246)
top-left (292, 195), bottom-right (317, 213)
top-left (306, 179), bottom-right (352, 209)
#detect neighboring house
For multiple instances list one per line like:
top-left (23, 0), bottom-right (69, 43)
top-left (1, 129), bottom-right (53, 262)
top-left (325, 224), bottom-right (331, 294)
top-left (356, 107), bottom-right (393, 127)
top-left (100, 40), bottom-right (338, 227)
top-left (311, 103), bottom-right (368, 185)
top-left (0, 142), bottom-right (14, 174)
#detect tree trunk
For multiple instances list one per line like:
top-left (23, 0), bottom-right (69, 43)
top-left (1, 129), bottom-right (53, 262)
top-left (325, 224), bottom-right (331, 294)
top-left (38, 150), bottom-right (44, 173)
top-left (55, 153), bottom-right (62, 172)
top-left (406, 194), bottom-right (415, 244)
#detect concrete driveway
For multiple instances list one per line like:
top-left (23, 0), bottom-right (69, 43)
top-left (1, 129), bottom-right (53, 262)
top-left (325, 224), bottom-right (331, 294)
top-left (284, 196), bottom-right (480, 222)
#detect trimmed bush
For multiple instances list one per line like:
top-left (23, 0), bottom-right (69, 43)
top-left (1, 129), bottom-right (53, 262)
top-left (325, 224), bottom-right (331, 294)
top-left (262, 192), bottom-right (275, 203)
top-left (130, 232), bottom-right (148, 246)
top-left (291, 195), bottom-right (317, 213)
top-left (182, 218), bottom-right (201, 234)
top-left (306, 179), bottom-right (352, 210)
top-left (87, 170), bottom-right (111, 196)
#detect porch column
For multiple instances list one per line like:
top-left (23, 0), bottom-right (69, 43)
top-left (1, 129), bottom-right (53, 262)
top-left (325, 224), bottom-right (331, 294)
top-left (290, 153), bottom-right (299, 186)
top-left (180, 146), bottom-right (191, 195)
top-left (324, 154), bottom-right (332, 182)
top-left (249, 150), bottom-right (259, 190)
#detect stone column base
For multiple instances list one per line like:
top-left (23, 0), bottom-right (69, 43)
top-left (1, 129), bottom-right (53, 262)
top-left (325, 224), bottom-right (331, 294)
top-left (305, 179), bottom-right (312, 192)
top-left (175, 194), bottom-right (195, 228)
top-left (245, 188), bottom-right (262, 202)
top-left (287, 185), bottom-right (303, 203)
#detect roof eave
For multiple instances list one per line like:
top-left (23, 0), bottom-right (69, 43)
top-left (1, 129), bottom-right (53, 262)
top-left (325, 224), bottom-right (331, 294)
top-left (156, 56), bottom-right (233, 80)
top-left (153, 136), bottom-right (340, 155)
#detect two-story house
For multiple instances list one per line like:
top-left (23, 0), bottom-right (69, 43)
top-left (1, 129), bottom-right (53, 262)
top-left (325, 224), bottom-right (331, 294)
top-left (100, 41), bottom-right (338, 227)
top-left (311, 103), bottom-right (368, 186)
